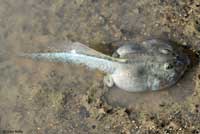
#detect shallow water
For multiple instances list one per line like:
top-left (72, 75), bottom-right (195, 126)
top-left (1, 0), bottom-right (200, 133)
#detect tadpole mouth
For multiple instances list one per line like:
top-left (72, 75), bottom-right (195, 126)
top-left (176, 55), bottom-right (190, 67)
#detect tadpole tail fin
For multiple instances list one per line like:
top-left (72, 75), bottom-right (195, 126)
top-left (47, 41), bottom-right (127, 63)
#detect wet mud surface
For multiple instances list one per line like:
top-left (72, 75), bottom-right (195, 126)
top-left (1, 0), bottom-right (200, 133)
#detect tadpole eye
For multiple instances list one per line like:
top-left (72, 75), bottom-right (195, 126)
top-left (164, 63), bottom-right (174, 70)
top-left (159, 48), bottom-right (170, 54)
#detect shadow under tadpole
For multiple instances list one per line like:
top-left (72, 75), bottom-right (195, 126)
top-left (102, 44), bottom-right (199, 112)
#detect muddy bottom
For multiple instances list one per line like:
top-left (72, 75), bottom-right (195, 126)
top-left (1, 0), bottom-right (200, 133)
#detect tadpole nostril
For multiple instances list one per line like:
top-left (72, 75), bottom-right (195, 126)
top-left (172, 52), bottom-right (176, 56)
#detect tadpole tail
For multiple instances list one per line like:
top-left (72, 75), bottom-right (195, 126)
top-left (19, 52), bottom-right (121, 74)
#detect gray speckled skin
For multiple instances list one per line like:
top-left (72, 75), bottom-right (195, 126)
top-left (110, 39), bottom-right (190, 91)
top-left (21, 39), bottom-right (190, 92)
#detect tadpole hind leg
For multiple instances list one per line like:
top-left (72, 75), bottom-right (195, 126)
top-left (103, 75), bottom-right (114, 88)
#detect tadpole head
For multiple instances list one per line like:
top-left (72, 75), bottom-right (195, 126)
top-left (148, 40), bottom-right (190, 90)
